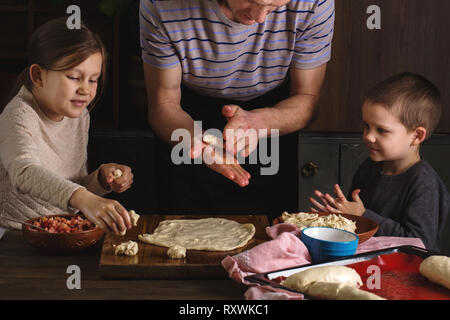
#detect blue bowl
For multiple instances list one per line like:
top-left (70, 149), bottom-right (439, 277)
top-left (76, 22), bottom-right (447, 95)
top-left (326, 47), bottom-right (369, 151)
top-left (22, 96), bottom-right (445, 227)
top-left (300, 227), bottom-right (359, 263)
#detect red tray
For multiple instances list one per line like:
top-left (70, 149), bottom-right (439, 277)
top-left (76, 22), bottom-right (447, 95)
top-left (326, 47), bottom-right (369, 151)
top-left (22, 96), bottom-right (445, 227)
top-left (245, 246), bottom-right (450, 300)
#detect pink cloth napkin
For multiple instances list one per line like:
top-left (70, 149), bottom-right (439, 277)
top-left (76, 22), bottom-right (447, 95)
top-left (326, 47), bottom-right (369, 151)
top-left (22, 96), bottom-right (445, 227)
top-left (221, 223), bottom-right (425, 300)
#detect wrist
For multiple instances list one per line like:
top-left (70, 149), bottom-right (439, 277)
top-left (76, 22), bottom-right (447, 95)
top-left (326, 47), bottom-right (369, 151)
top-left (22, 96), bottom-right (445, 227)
top-left (69, 187), bottom-right (89, 210)
top-left (97, 164), bottom-right (110, 190)
top-left (251, 108), bottom-right (273, 137)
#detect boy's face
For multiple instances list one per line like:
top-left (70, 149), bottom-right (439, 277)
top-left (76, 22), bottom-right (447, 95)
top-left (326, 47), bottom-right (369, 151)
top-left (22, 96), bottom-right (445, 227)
top-left (34, 52), bottom-right (102, 121)
top-left (362, 102), bottom-right (417, 162)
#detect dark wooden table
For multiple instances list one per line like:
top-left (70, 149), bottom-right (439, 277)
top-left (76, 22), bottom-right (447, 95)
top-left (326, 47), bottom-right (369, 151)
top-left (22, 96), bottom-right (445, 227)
top-left (0, 230), bottom-right (248, 300)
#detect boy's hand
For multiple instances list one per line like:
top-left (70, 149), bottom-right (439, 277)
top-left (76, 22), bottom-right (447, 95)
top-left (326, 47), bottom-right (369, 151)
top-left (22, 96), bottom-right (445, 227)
top-left (99, 163), bottom-right (134, 193)
top-left (69, 188), bottom-right (132, 235)
top-left (309, 189), bottom-right (334, 213)
top-left (321, 184), bottom-right (366, 216)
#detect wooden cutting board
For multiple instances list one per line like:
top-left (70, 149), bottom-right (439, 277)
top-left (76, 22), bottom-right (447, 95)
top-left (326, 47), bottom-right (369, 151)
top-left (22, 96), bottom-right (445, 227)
top-left (99, 214), bottom-right (270, 279)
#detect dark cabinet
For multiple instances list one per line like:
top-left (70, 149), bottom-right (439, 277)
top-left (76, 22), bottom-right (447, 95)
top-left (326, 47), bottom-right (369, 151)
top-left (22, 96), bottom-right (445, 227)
top-left (299, 133), bottom-right (450, 254)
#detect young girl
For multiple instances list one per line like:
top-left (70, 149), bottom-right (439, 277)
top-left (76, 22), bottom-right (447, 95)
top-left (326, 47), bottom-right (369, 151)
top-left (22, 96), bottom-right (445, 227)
top-left (0, 17), bottom-right (133, 235)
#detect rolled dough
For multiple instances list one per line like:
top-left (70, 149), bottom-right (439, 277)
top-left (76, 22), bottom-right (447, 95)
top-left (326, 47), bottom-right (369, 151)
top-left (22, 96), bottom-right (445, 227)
top-left (307, 281), bottom-right (385, 300)
top-left (281, 266), bottom-right (363, 292)
top-left (419, 255), bottom-right (450, 289)
top-left (138, 218), bottom-right (255, 251)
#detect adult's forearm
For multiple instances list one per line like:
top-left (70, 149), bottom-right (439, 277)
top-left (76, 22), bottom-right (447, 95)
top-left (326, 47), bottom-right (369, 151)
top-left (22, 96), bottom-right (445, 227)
top-left (254, 93), bottom-right (318, 136)
top-left (148, 103), bottom-right (198, 146)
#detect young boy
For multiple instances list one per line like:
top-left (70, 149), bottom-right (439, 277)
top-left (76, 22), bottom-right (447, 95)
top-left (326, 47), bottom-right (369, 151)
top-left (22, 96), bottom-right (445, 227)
top-left (309, 72), bottom-right (449, 251)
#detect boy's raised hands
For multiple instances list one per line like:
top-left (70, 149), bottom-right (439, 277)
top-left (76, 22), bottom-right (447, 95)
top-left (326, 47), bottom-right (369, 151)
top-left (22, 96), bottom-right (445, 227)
top-left (309, 184), bottom-right (366, 216)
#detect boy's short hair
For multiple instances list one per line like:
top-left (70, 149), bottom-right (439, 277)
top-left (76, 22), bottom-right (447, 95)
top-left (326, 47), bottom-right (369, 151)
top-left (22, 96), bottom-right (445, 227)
top-left (364, 72), bottom-right (441, 138)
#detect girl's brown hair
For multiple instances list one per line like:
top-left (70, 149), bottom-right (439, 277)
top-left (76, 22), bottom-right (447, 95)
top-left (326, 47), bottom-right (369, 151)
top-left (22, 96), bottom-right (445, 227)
top-left (9, 17), bottom-right (107, 110)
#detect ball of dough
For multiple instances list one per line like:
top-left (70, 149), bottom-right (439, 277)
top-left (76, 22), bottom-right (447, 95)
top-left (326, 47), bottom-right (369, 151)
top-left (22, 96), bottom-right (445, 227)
top-left (419, 255), bottom-right (450, 289)
top-left (113, 169), bottom-right (123, 179)
top-left (167, 245), bottom-right (186, 259)
top-left (114, 240), bottom-right (138, 256)
top-left (281, 266), bottom-right (363, 293)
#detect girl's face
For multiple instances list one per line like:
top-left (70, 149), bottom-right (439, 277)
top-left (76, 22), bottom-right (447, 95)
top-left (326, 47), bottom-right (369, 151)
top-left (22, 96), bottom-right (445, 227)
top-left (221, 0), bottom-right (290, 25)
top-left (362, 102), bottom-right (417, 162)
top-left (33, 52), bottom-right (102, 121)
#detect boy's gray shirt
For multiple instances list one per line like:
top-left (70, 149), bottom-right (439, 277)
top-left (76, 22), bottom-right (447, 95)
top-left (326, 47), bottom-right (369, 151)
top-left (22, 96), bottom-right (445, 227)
top-left (350, 158), bottom-right (449, 251)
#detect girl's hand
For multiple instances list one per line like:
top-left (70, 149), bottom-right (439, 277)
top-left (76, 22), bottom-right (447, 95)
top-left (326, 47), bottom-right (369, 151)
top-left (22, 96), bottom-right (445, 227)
top-left (99, 163), bottom-right (134, 193)
top-left (69, 188), bottom-right (132, 235)
top-left (321, 184), bottom-right (366, 216)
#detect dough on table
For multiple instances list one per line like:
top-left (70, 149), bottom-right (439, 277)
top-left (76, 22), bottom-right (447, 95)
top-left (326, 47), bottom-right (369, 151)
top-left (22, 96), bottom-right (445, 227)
top-left (129, 210), bottom-right (140, 226)
top-left (167, 245), bottom-right (186, 259)
top-left (119, 209), bottom-right (140, 236)
top-left (114, 240), bottom-right (138, 256)
top-left (281, 266), bottom-right (363, 293)
top-left (138, 218), bottom-right (255, 251)
top-left (419, 255), bottom-right (450, 289)
top-left (113, 169), bottom-right (123, 179)
top-left (306, 282), bottom-right (385, 300)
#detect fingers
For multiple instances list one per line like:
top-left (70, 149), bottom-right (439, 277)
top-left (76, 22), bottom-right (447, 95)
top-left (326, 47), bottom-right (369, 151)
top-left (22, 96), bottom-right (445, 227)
top-left (109, 165), bottom-right (134, 193)
top-left (222, 104), bottom-right (239, 120)
top-left (99, 210), bottom-right (120, 234)
top-left (325, 204), bottom-right (343, 214)
top-left (334, 184), bottom-right (346, 201)
top-left (115, 203), bottom-right (132, 229)
top-left (208, 162), bottom-right (250, 187)
top-left (352, 189), bottom-right (362, 203)
top-left (309, 197), bottom-right (327, 212)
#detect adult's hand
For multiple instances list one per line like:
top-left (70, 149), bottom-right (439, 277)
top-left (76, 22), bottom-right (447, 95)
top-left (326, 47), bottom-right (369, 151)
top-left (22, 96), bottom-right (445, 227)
top-left (202, 144), bottom-right (250, 187)
top-left (222, 105), bottom-right (269, 157)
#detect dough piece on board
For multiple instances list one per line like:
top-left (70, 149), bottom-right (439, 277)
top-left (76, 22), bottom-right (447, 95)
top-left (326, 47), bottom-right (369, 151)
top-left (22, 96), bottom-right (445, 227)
top-left (138, 218), bottom-right (255, 251)
top-left (281, 266), bottom-right (363, 293)
top-left (306, 282), bottom-right (385, 300)
top-left (167, 245), bottom-right (186, 259)
top-left (129, 210), bottom-right (140, 227)
top-left (114, 240), bottom-right (138, 256)
top-left (118, 210), bottom-right (140, 236)
top-left (419, 255), bottom-right (450, 289)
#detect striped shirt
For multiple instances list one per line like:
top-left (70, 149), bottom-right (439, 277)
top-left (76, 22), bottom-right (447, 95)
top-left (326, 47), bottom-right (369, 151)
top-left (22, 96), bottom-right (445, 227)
top-left (140, 0), bottom-right (334, 101)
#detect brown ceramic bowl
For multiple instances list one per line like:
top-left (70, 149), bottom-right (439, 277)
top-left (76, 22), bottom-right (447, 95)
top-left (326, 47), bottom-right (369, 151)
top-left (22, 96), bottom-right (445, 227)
top-left (272, 212), bottom-right (379, 244)
top-left (22, 214), bottom-right (105, 254)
